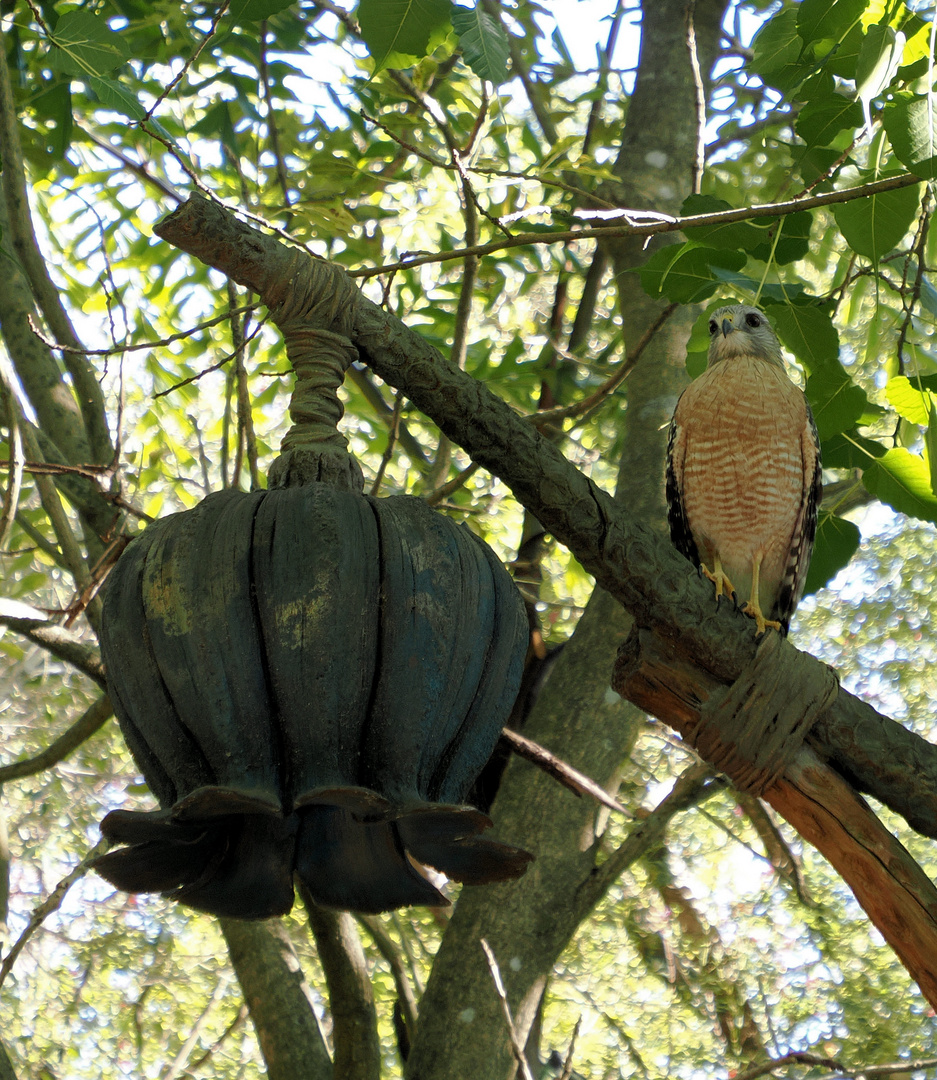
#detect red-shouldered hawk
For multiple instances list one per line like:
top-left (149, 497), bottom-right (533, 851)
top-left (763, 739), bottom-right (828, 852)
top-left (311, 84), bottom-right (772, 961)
top-left (666, 304), bottom-right (821, 636)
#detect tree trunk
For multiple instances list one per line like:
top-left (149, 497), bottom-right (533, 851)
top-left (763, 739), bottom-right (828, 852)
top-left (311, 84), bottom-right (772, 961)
top-left (404, 5), bottom-right (728, 1078)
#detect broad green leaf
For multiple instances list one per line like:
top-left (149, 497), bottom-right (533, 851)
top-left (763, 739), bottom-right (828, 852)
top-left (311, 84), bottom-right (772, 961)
top-left (682, 195), bottom-right (764, 249)
top-left (797, 0), bottom-right (865, 49)
top-left (452, 6), bottom-right (510, 84)
top-left (795, 92), bottom-right (863, 148)
top-left (358, 0), bottom-right (453, 71)
top-left (229, 0), bottom-right (295, 19)
top-left (711, 268), bottom-right (810, 305)
top-left (806, 366), bottom-right (870, 440)
top-left (768, 303), bottom-right (839, 373)
top-left (855, 25), bottom-right (905, 129)
top-left (883, 93), bottom-right (937, 179)
top-left (832, 176), bottom-right (920, 259)
top-left (49, 11), bottom-right (131, 78)
top-left (638, 244), bottom-right (745, 304)
top-left (803, 512), bottom-right (861, 596)
top-left (862, 446), bottom-right (937, 523)
top-left (87, 76), bottom-right (145, 122)
top-left (750, 8), bottom-right (807, 92)
top-left (886, 375), bottom-right (934, 425)
top-left (750, 211), bottom-right (813, 266)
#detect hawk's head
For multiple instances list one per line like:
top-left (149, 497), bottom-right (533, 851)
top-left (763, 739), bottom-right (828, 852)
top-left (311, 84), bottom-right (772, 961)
top-left (707, 304), bottom-right (783, 367)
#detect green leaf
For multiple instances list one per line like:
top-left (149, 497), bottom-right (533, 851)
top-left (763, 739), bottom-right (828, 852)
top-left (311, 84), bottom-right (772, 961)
top-left (795, 92), bottom-right (863, 149)
top-left (452, 6), bottom-right (509, 84)
top-left (229, 0), bottom-right (296, 19)
top-left (750, 8), bottom-right (808, 92)
top-left (87, 76), bottom-right (145, 121)
top-left (803, 512), bottom-right (861, 596)
top-left (883, 93), bottom-right (937, 180)
top-left (357, 0), bottom-right (453, 71)
top-left (855, 25), bottom-right (905, 128)
top-left (886, 375), bottom-right (934, 426)
top-left (797, 0), bottom-right (865, 50)
top-left (862, 446), bottom-right (937, 523)
top-left (767, 303), bottom-right (839, 373)
top-left (927, 408), bottom-right (937, 495)
top-left (821, 429), bottom-right (886, 469)
top-left (638, 244), bottom-right (745, 305)
top-left (750, 211), bottom-right (813, 265)
top-left (831, 175), bottom-right (920, 259)
top-left (49, 11), bottom-right (131, 78)
top-left (806, 366), bottom-right (870, 440)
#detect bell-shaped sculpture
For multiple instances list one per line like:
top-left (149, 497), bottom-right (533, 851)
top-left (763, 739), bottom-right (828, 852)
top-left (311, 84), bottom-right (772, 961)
top-left (94, 485), bottom-right (532, 918)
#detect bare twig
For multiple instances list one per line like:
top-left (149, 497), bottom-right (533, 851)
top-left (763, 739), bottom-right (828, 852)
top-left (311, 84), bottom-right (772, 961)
top-left (350, 172), bottom-right (922, 279)
top-left (0, 837), bottom-right (111, 990)
top-left (500, 729), bottom-right (629, 817)
top-left (160, 976), bottom-right (230, 1080)
top-left (479, 939), bottom-right (536, 1080)
top-left (424, 460), bottom-right (480, 506)
top-left (559, 1016), bottom-right (582, 1080)
top-left (144, 1), bottom-right (231, 121)
top-left (532, 302), bottom-right (678, 428)
top-left (356, 915), bottom-right (419, 1043)
top-left (369, 391), bottom-right (404, 496)
top-left (0, 695), bottom-right (113, 784)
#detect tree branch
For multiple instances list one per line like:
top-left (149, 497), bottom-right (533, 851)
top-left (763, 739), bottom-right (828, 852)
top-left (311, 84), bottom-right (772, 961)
top-left (219, 917), bottom-right (332, 1080)
top-left (348, 172), bottom-right (922, 278)
top-left (300, 889), bottom-right (382, 1080)
top-left (0, 694), bottom-right (112, 784)
top-left (151, 193), bottom-right (937, 845)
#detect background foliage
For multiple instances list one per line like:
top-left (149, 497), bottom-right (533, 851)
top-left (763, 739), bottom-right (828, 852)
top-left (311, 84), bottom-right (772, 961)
top-left (2, 0), bottom-right (937, 1078)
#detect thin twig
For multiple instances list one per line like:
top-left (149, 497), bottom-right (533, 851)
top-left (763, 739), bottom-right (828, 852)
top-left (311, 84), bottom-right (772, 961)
top-left (0, 695), bottom-right (113, 784)
top-left (424, 460), bottom-right (480, 506)
top-left (356, 915), bottom-right (419, 1041)
top-left (0, 837), bottom-right (111, 990)
top-left (160, 976), bottom-right (230, 1080)
top-left (500, 729), bottom-right (630, 817)
top-left (349, 172), bottom-right (922, 279)
top-left (369, 391), bottom-right (404, 496)
top-left (479, 940), bottom-right (536, 1080)
top-left (559, 1016), bottom-right (582, 1080)
top-left (532, 303), bottom-right (679, 427)
top-left (144, 1), bottom-right (231, 121)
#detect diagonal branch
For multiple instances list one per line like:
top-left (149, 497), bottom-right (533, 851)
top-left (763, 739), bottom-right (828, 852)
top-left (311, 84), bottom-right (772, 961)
top-left (151, 193), bottom-right (937, 845)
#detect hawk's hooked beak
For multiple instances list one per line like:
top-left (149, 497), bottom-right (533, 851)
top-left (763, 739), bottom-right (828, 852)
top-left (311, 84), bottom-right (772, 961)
top-left (721, 317), bottom-right (735, 338)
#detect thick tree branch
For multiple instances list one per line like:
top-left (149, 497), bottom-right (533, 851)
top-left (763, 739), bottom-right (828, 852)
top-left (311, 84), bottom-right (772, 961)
top-left (151, 193), bottom-right (937, 843)
top-left (220, 917), bottom-right (332, 1080)
top-left (301, 891), bottom-right (382, 1080)
top-left (0, 27), bottom-right (111, 464)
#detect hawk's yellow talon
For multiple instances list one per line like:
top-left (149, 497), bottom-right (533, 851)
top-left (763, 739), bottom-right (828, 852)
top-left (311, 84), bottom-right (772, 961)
top-left (740, 601), bottom-right (782, 637)
top-left (701, 560), bottom-right (736, 603)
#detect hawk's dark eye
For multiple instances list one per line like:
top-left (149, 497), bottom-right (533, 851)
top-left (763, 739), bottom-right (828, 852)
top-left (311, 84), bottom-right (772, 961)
top-left (708, 319), bottom-right (718, 335)
top-left (745, 312), bottom-right (762, 329)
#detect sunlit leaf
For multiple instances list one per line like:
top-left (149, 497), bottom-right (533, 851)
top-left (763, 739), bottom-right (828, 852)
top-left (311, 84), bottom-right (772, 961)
top-left (832, 176), bottom-right (920, 260)
top-left (886, 375), bottom-right (934, 426)
top-left (862, 447), bottom-right (937, 523)
top-left (883, 93), bottom-right (937, 180)
top-left (855, 25), bottom-right (905, 129)
top-left (229, 0), bottom-right (296, 20)
top-left (358, 0), bottom-right (453, 71)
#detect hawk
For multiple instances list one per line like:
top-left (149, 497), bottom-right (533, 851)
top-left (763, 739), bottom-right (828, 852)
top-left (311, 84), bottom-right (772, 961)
top-left (666, 304), bottom-right (821, 636)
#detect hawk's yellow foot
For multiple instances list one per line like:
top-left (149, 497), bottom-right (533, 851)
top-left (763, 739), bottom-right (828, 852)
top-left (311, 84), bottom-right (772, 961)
top-left (701, 558), bottom-right (736, 604)
top-left (741, 555), bottom-right (782, 636)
